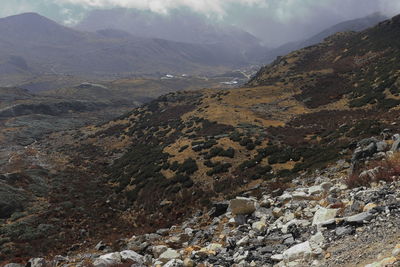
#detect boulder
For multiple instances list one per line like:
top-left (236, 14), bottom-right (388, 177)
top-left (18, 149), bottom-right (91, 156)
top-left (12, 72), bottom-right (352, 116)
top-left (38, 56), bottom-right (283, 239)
top-left (345, 212), bottom-right (374, 224)
top-left (152, 245), bottom-right (168, 258)
top-left (376, 141), bottom-right (388, 152)
top-left (93, 252), bottom-right (122, 267)
top-left (159, 248), bottom-right (181, 263)
top-left (282, 241), bottom-right (312, 261)
top-left (312, 207), bottom-right (338, 226)
top-left (120, 250), bottom-right (144, 264)
top-left (229, 197), bottom-right (256, 215)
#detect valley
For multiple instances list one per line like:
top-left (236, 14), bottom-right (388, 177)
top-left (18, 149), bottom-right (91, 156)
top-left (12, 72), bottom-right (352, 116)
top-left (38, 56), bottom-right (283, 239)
top-left (0, 6), bottom-right (400, 267)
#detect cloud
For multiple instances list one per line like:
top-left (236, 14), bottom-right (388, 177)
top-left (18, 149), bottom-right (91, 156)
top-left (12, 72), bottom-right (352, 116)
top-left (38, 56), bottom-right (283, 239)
top-left (55, 0), bottom-right (266, 17)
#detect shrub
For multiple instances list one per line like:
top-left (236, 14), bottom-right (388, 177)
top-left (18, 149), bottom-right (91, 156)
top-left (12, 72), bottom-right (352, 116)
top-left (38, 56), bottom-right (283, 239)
top-left (345, 153), bottom-right (400, 188)
top-left (206, 162), bottom-right (232, 176)
top-left (178, 158), bottom-right (198, 175)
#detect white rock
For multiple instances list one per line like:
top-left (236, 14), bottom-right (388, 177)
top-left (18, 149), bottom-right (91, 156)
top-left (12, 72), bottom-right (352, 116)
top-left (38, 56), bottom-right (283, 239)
top-left (309, 232), bottom-right (325, 250)
top-left (308, 186), bottom-right (323, 195)
top-left (278, 193), bottom-right (293, 202)
top-left (93, 252), bottom-right (121, 267)
top-left (282, 241), bottom-right (312, 261)
top-left (271, 254), bottom-right (284, 261)
top-left (159, 248), bottom-right (181, 263)
top-left (120, 250), bottom-right (143, 264)
top-left (312, 207), bottom-right (338, 226)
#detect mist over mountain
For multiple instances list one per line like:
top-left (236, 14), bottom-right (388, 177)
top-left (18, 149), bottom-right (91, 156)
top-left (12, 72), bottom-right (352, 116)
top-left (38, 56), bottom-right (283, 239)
top-left (263, 12), bottom-right (388, 63)
top-left (0, 12), bottom-right (263, 86)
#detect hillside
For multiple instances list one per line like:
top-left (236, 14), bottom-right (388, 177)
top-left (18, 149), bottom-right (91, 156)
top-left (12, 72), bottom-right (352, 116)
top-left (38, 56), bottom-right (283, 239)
top-left (264, 12), bottom-right (388, 63)
top-left (1, 13), bottom-right (400, 266)
top-left (0, 13), bottom-right (259, 86)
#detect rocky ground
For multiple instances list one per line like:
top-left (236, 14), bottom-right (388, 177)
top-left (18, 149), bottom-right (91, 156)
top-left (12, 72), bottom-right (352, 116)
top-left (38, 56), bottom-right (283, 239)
top-left (5, 135), bottom-right (400, 267)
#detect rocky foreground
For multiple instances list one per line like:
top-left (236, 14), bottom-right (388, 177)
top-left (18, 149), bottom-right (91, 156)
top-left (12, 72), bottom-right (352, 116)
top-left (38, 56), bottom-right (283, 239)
top-left (5, 134), bottom-right (400, 267)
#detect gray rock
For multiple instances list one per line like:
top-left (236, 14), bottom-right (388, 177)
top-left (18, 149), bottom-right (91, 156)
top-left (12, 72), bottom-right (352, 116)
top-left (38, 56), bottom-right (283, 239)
top-left (335, 226), bottom-right (355, 236)
top-left (120, 250), bottom-right (144, 264)
top-left (234, 214), bottom-right (247, 225)
top-left (352, 142), bottom-right (377, 163)
top-left (376, 141), bottom-right (388, 152)
top-left (159, 248), bottom-right (181, 263)
top-left (391, 138), bottom-right (400, 152)
top-left (93, 253), bottom-right (121, 267)
top-left (345, 212), bottom-right (374, 224)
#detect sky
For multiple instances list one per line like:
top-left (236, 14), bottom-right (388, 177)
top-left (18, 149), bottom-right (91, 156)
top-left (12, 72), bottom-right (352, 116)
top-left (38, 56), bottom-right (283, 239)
top-left (1, 0), bottom-right (400, 46)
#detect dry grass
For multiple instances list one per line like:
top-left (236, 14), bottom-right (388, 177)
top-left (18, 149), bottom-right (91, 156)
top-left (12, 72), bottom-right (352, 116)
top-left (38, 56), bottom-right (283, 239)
top-left (345, 153), bottom-right (400, 188)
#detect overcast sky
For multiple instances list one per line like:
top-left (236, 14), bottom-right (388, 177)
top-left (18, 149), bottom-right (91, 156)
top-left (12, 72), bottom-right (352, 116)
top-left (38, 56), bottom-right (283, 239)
top-left (1, 0), bottom-right (400, 46)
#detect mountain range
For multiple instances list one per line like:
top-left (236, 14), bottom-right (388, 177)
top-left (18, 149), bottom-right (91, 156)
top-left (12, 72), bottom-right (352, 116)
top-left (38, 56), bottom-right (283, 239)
top-left (0, 12), bottom-right (261, 86)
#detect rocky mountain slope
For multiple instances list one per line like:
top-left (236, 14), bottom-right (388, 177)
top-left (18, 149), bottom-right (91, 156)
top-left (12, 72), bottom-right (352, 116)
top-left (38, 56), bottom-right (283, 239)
top-left (264, 12), bottom-right (388, 63)
top-left (1, 13), bottom-right (400, 267)
top-left (0, 13), bottom-right (259, 86)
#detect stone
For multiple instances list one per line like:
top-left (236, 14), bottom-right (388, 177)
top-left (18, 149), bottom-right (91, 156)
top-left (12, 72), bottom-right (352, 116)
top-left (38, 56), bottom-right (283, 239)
top-left (292, 191), bottom-right (310, 200)
top-left (391, 138), bottom-right (400, 152)
top-left (273, 207), bottom-right (284, 218)
top-left (345, 212), bottom-right (374, 224)
top-left (95, 241), bottom-right (108, 251)
top-left (309, 232), bottom-right (325, 250)
top-left (229, 197), bottom-right (256, 215)
top-left (282, 241), bottom-right (312, 261)
top-left (335, 226), bottom-right (354, 236)
top-left (159, 248), bottom-right (181, 263)
top-left (252, 219), bottom-right (267, 232)
top-left (233, 250), bottom-right (249, 263)
top-left (183, 258), bottom-right (195, 267)
top-left (93, 252), bottom-right (122, 267)
top-left (320, 182), bottom-right (333, 192)
top-left (271, 254), bottom-right (284, 261)
top-left (278, 193), bottom-right (293, 202)
top-left (164, 259), bottom-right (184, 267)
top-left (234, 214), bottom-right (247, 225)
top-left (363, 203), bottom-right (377, 212)
top-left (376, 141), bottom-right (388, 152)
top-left (392, 244), bottom-right (400, 258)
top-left (308, 186), bottom-right (323, 195)
top-left (206, 243), bottom-right (223, 252)
top-left (312, 207), bottom-right (338, 226)
top-left (152, 245), bottom-right (169, 258)
top-left (120, 250), bottom-right (144, 264)
top-left (28, 258), bottom-right (47, 267)
top-left (4, 264), bottom-right (23, 267)
top-left (211, 202), bottom-right (229, 217)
